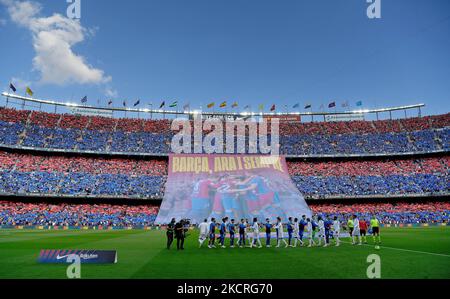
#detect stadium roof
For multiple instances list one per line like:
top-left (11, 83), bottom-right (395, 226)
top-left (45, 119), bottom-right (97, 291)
top-left (1, 92), bottom-right (425, 118)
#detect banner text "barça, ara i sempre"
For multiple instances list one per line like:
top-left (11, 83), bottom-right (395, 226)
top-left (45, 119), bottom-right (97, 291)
top-left (171, 156), bottom-right (284, 174)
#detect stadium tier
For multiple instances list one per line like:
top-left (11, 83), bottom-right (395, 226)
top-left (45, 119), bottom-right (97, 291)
top-left (0, 107), bottom-right (449, 156)
top-left (0, 151), bottom-right (448, 199)
top-left (0, 201), bottom-right (448, 227)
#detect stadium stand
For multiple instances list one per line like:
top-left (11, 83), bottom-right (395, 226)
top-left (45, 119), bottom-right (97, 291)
top-left (0, 201), bottom-right (447, 227)
top-left (0, 106), bottom-right (448, 228)
top-left (289, 158), bottom-right (449, 197)
top-left (0, 151), bottom-right (448, 199)
top-left (0, 107), bottom-right (448, 156)
top-left (0, 201), bottom-right (158, 227)
top-left (0, 151), bottom-right (166, 198)
top-left (310, 202), bottom-right (450, 224)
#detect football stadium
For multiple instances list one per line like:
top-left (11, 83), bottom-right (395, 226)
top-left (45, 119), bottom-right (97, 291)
top-left (0, 96), bottom-right (448, 279)
top-left (0, 0), bottom-right (449, 289)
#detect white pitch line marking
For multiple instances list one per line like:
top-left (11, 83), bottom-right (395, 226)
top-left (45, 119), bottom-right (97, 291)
top-left (340, 240), bottom-right (450, 258)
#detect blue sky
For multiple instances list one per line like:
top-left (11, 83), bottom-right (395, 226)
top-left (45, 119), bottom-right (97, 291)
top-left (0, 0), bottom-right (449, 118)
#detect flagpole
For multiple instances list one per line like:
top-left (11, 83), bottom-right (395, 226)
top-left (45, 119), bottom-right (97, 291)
top-left (321, 105), bottom-right (325, 122)
top-left (6, 82), bottom-right (11, 108)
top-left (150, 103), bottom-right (153, 120)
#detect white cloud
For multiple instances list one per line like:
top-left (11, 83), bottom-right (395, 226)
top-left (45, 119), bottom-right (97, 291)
top-left (1, 0), bottom-right (112, 86)
top-left (104, 87), bottom-right (118, 98)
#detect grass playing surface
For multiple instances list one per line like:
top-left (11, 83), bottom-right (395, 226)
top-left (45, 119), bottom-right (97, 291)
top-left (0, 227), bottom-right (449, 279)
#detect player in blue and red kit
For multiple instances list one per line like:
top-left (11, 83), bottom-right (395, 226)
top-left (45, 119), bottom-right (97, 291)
top-left (287, 217), bottom-right (294, 247)
top-left (265, 218), bottom-right (273, 247)
top-left (298, 215), bottom-right (307, 246)
top-left (228, 219), bottom-right (236, 248)
top-left (238, 219), bottom-right (247, 248)
top-left (219, 217), bottom-right (228, 248)
top-left (324, 218), bottom-right (333, 247)
top-left (208, 218), bottom-right (217, 248)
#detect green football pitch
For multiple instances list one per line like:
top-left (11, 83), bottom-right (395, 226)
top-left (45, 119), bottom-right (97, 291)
top-left (0, 227), bottom-right (449, 279)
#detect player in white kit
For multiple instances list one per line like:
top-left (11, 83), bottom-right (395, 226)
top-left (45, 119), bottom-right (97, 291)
top-left (317, 216), bottom-right (327, 247)
top-left (352, 215), bottom-right (362, 245)
top-left (293, 218), bottom-right (302, 247)
top-left (244, 218), bottom-right (250, 246)
top-left (306, 218), bottom-right (316, 247)
top-left (198, 219), bottom-right (210, 248)
top-left (275, 217), bottom-right (288, 248)
top-left (332, 216), bottom-right (341, 246)
top-left (250, 218), bottom-right (262, 248)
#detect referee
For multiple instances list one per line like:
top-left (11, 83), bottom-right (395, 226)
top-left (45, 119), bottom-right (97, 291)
top-left (370, 215), bottom-right (381, 244)
top-left (166, 218), bottom-right (176, 249)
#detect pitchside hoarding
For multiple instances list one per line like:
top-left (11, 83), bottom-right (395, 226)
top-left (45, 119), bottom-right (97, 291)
top-left (38, 250), bottom-right (117, 264)
top-left (155, 154), bottom-right (311, 224)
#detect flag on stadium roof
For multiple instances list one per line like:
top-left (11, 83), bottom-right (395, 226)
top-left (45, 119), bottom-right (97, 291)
top-left (183, 103), bottom-right (190, 111)
top-left (328, 101), bottom-right (336, 108)
top-left (220, 101), bottom-right (227, 108)
top-left (26, 87), bottom-right (33, 97)
top-left (341, 101), bottom-right (349, 108)
top-left (123, 100), bottom-right (127, 107)
top-left (108, 99), bottom-right (113, 106)
top-left (244, 105), bottom-right (250, 109)
top-left (159, 101), bottom-right (165, 109)
top-left (319, 104), bottom-right (324, 110)
top-left (293, 103), bottom-right (300, 109)
top-left (207, 102), bottom-right (215, 109)
top-left (232, 102), bottom-right (238, 108)
top-left (81, 96), bottom-right (87, 103)
top-left (134, 99), bottom-right (140, 107)
top-left (304, 104), bottom-right (312, 109)
top-left (356, 101), bottom-right (363, 107)
top-left (169, 101), bottom-right (178, 108)
top-left (270, 104), bottom-right (276, 111)
top-left (258, 104), bottom-right (264, 111)
top-left (9, 83), bottom-right (16, 93)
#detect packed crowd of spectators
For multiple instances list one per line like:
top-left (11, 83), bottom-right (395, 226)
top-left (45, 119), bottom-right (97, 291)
top-left (0, 108), bottom-right (448, 155)
top-left (310, 202), bottom-right (450, 224)
top-left (0, 201), bottom-right (447, 227)
top-left (0, 201), bottom-right (158, 227)
top-left (0, 150), bottom-right (448, 198)
top-left (290, 157), bottom-right (449, 197)
top-left (288, 157), bottom-right (449, 176)
top-left (0, 151), bottom-right (167, 198)
top-left (292, 174), bottom-right (447, 197)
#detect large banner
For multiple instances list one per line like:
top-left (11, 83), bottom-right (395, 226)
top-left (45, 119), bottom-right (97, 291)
top-left (155, 154), bottom-right (311, 224)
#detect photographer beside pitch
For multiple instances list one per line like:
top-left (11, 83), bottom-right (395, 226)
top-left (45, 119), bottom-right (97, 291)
top-left (166, 218), bottom-right (176, 249)
top-left (175, 219), bottom-right (185, 250)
